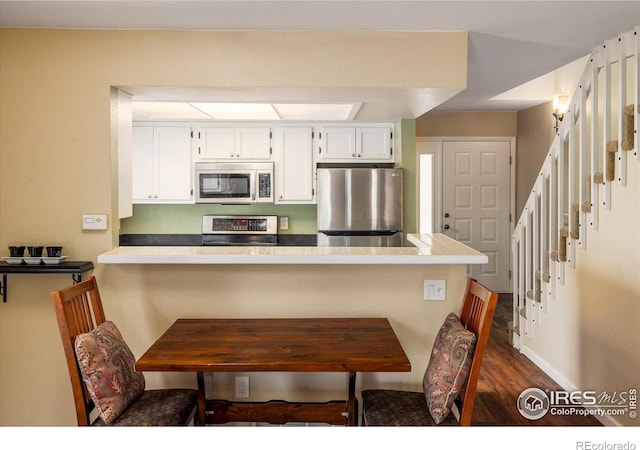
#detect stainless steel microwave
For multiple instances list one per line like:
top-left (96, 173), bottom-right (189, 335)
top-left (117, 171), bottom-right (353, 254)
top-left (194, 162), bottom-right (274, 204)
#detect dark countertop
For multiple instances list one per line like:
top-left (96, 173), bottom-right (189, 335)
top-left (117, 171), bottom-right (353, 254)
top-left (119, 234), bottom-right (317, 247)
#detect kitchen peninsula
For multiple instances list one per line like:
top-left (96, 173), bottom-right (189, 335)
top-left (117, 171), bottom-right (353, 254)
top-left (97, 233), bottom-right (487, 265)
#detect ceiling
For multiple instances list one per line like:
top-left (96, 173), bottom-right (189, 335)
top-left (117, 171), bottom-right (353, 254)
top-left (1, 1), bottom-right (639, 120)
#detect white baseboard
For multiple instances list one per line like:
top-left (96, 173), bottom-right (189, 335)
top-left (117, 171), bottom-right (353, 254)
top-left (519, 344), bottom-right (622, 427)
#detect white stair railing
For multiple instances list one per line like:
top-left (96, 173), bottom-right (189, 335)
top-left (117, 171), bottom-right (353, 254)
top-left (511, 25), bottom-right (639, 347)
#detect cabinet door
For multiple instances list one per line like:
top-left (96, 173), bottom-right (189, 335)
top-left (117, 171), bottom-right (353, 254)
top-left (132, 126), bottom-right (192, 203)
top-left (198, 127), bottom-right (271, 160)
top-left (319, 127), bottom-right (356, 160)
top-left (236, 127), bottom-right (271, 159)
top-left (357, 127), bottom-right (393, 160)
top-left (132, 126), bottom-right (155, 201)
top-left (156, 127), bottom-right (192, 201)
top-left (274, 127), bottom-right (314, 203)
top-left (200, 127), bottom-right (236, 159)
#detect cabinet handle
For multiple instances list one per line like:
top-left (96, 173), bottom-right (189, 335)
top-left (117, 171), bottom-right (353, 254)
top-left (147, 194), bottom-right (152, 199)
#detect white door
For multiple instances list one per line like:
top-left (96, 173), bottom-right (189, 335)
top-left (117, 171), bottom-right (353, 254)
top-left (442, 140), bottom-right (512, 292)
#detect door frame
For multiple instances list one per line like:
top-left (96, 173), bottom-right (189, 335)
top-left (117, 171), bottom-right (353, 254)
top-left (416, 136), bottom-right (516, 291)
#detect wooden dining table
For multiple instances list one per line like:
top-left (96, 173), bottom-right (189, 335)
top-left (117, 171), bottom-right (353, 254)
top-left (135, 317), bottom-right (411, 426)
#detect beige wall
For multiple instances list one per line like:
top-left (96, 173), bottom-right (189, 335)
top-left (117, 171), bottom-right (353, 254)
top-left (522, 152), bottom-right (640, 427)
top-left (416, 111), bottom-right (517, 137)
top-left (0, 28), bottom-right (469, 425)
top-left (515, 102), bottom-right (555, 217)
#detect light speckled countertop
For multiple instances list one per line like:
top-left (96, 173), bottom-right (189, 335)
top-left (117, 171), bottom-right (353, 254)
top-left (97, 233), bottom-right (487, 265)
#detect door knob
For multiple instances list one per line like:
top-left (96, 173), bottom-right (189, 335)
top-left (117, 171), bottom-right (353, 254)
top-left (443, 224), bottom-right (450, 230)
top-left (444, 213), bottom-right (450, 218)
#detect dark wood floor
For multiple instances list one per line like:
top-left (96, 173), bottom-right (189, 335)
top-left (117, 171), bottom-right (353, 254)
top-left (471, 293), bottom-right (601, 426)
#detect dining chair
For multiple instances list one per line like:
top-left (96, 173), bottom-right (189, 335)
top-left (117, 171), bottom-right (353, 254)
top-left (361, 277), bottom-right (498, 426)
top-left (51, 276), bottom-right (198, 426)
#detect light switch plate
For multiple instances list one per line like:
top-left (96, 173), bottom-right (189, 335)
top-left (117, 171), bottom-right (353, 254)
top-left (280, 216), bottom-right (289, 230)
top-left (424, 279), bottom-right (446, 301)
top-left (82, 214), bottom-right (108, 231)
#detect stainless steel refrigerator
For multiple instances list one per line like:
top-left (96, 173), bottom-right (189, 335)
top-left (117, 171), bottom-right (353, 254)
top-left (317, 167), bottom-right (403, 247)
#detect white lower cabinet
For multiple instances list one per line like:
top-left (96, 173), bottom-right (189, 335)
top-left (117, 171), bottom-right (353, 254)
top-left (132, 126), bottom-right (193, 203)
top-left (273, 127), bottom-right (314, 203)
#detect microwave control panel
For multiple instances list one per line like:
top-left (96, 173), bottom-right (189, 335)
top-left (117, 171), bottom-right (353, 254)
top-left (258, 173), bottom-right (271, 199)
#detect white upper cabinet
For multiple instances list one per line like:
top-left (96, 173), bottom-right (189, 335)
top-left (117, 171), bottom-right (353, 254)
top-left (272, 127), bottom-right (314, 203)
top-left (318, 125), bottom-right (393, 162)
top-left (318, 127), bottom-right (357, 160)
top-left (132, 126), bottom-right (193, 203)
top-left (197, 127), bottom-right (272, 160)
top-left (357, 126), bottom-right (393, 160)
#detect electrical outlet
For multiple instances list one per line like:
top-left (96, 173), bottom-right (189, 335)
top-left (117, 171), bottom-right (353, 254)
top-left (280, 216), bottom-right (289, 230)
top-left (235, 376), bottom-right (249, 398)
top-left (424, 279), bottom-right (446, 301)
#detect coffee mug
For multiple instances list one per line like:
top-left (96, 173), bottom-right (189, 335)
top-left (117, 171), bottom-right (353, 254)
top-left (27, 246), bottom-right (44, 257)
top-left (46, 246), bottom-right (63, 257)
top-left (9, 246), bottom-right (25, 257)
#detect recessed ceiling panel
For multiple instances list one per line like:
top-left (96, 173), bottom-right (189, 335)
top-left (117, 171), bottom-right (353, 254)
top-left (190, 102), bottom-right (279, 120)
top-left (273, 103), bottom-right (361, 121)
top-left (132, 101), bottom-right (211, 120)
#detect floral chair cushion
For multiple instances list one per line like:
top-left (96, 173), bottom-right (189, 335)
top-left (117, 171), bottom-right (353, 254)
top-left (75, 320), bottom-right (145, 424)
top-left (423, 313), bottom-right (477, 424)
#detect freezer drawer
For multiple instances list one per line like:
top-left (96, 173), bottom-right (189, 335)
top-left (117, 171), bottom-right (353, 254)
top-left (317, 232), bottom-right (403, 247)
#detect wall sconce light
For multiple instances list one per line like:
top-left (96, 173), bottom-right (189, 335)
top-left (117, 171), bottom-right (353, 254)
top-left (553, 94), bottom-right (569, 132)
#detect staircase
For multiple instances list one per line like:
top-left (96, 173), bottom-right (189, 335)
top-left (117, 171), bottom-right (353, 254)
top-left (511, 26), bottom-right (639, 366)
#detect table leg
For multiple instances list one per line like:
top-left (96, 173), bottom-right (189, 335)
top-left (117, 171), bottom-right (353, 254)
top-left (347, 372), bottom-right (357, 426)
top-left (196, 372), bottom-right (206, 426)
top-left (1, 273), bottom-right (6, 303)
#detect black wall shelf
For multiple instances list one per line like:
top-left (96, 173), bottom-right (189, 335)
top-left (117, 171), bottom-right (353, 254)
top-left (0, 261), bottom-right (94, 303)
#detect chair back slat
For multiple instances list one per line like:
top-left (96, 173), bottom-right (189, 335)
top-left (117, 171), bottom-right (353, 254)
top-left (51, 276), bottom-right (106, 426)
top-left (455, 278), bottom-right (498, 426)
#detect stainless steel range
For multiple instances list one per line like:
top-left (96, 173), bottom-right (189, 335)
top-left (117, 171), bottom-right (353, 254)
top-left (201, 215), bottom-right (278, 246)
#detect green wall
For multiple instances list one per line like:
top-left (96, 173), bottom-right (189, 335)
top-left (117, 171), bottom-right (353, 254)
top-left (398, 118), bottom-right (417, 244)
top-left (119, 119), bottom-right (417, 239)
top-left (120, 203), bottom-right (317, 234)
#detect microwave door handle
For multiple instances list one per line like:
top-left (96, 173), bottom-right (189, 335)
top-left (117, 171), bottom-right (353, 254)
top-left (251, 177), bottom-right (256, 201)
